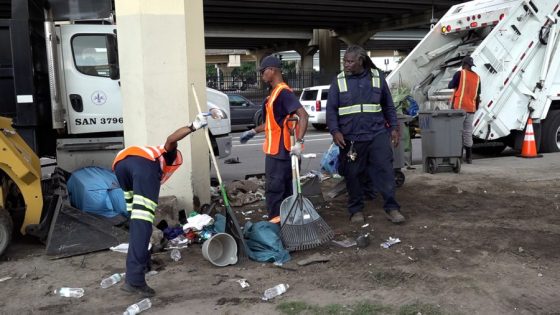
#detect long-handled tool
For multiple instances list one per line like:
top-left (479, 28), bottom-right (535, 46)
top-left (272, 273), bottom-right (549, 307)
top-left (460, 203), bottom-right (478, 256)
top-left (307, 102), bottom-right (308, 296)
top-left (280, 118), bottom-right (334, 251)
top-left (191, 84), bottom-right (248, 260)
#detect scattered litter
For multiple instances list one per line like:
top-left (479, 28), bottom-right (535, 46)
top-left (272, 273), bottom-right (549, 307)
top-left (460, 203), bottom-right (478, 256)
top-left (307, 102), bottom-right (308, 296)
top-left (455, 249), bottom-right (461, 253)
top-left (236, 279), bottom-right (250, 288)
top-left (407, 256), bottom-right (415, 261)
top-left (483, 190), bottom-right (487, 194)
top-left (146, 271), bottom-right (158, 278)
top-left (367, 215), bottom-right (373, 219)
top-left (361, 223), bottom-right (369, 228)
top-left (183, 214), bottom-right (214, 231)
top-left (262, 283), bottom-right (289, 301)
top-left (332, 239), bottom-right (357, 248)
top-left (241, 210), bottom-right (254, 216)
top-left (518, 247), bottom-right (524, 253)
top-left (297, 253), bottom-right (331, 266)
top-left (124, 298), bottom-right (152, 315)
top-left (380, 237), bottom-right (401, 249)
top-left (538, 273), bottom-right (543, 277)
top-left (20, 273), bottom-right (27, 279)
top-left (170, 249), bottom-right (182, 262)
top-left (224, 157), bottom-right (241, 164)
top-left (302, 153), bottom-right (317, 159)
top-left (356, 233), bottom-right (370, 248)
top-left (0, 276), bottom-right (12, 282)
top-left (110, 243), bottom-right (152, 254)
top-left (100, 273), bottom-right (125, 289)
top-left (54, 287), bottom-right (84, 298)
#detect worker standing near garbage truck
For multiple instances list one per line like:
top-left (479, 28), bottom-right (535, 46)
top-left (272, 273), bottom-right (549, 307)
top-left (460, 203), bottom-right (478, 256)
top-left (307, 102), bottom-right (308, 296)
top-left (326, 45), bottom-right (405, 224)
top-left (112, 109), bottom-right (221, 297)
top-left (239, 55), bottom-right (309, 223)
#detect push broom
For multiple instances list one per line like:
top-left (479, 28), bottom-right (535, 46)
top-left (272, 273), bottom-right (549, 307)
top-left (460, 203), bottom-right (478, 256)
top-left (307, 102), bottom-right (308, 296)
top-left (191, 84), bottom-right (249, 260)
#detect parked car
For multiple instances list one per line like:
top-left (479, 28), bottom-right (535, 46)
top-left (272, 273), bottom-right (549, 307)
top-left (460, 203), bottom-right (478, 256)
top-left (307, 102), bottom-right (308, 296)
top-left (227, 94), bottom-right (261, 130)
top-left (300, 85), bottom-right (329, 130)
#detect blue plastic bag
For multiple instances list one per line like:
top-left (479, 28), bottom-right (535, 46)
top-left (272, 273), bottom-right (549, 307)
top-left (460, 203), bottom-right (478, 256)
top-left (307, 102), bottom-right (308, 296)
top-left (320, 143), bottom-right (340, 175)
top-left (243, 221), bottom-right (290, 264)
top-left (405, 96), bottom-right (419, 117)
top-left (67, 167), bottom-right (127, 218)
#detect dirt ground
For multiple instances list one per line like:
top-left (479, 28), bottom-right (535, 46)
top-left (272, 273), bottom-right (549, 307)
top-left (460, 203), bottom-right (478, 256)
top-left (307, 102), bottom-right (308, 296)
top-left (1, 154), bottom-right (560, 315)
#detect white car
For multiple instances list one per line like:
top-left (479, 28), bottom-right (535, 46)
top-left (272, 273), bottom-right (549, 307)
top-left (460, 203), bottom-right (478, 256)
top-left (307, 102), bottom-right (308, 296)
top-left (299, 85), bottom-right (329, 130)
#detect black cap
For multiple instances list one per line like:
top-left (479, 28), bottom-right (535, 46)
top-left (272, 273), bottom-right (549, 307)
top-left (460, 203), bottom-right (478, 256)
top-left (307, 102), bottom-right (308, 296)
top-left (462, 56), bottom-right (475, 67)
top-left (259, 55), bottom-right (282, 71)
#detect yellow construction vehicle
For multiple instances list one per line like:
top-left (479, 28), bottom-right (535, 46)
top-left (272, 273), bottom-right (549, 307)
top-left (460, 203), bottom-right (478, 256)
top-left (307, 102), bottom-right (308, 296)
top-left (0, 117), bottom-right (43, 255)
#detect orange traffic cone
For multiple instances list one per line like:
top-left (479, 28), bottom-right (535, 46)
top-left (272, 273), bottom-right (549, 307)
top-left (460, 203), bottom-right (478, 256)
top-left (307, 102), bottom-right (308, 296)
top-left (518, 117), bottom-right (542, 158)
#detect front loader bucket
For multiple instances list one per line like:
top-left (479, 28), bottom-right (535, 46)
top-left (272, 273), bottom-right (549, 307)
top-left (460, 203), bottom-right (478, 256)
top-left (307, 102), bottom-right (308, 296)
top-left (43, 195), bottom-right (128, 258)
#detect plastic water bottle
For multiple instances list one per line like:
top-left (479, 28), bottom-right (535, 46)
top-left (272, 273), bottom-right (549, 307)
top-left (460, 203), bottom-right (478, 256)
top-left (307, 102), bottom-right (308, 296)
top-left (100, 272), bottom-right (125, 288)
top-left (262, 283), bottom-right (289, 300)
top-left (170, 249), bottom-right (181, 261)
top-left (54, 287), bottom-right (84, 298)
top-left (123, 298), bottom-right (152, 315)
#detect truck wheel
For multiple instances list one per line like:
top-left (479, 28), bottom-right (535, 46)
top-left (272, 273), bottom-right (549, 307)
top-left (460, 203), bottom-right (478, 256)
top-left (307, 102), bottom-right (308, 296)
top-left (0, 208), bottom-right (13, 256)
top-left (427, 158), bottom-right (438, 174)
top-left (312, 123), bottom-right (327, 131)
top-left (452, 159), bottom-right (461, 173)
top-left (540, 110), bottom-right (560, 153)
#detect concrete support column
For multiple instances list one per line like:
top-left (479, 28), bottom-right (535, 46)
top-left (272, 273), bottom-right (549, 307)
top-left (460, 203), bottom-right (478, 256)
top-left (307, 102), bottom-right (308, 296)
top-left (315, 29), bottom-right (340, 85)
top-left (115, 0), bottom-right (209, 209)
top-left (294, 43), bottom-right (317, 88)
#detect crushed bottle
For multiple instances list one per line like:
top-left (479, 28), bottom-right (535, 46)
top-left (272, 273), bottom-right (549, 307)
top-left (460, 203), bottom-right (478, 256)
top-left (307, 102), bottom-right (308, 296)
top-left (262, 283), bottom-right (289, 301)
top-left (54, 287), bottom-right (84, 298)
top-left (100, 272), bottom-right (125, 288)
top-left (170, 249), bottom-right (181, 261)
top-left (123, 298), bottom-right (152, 315)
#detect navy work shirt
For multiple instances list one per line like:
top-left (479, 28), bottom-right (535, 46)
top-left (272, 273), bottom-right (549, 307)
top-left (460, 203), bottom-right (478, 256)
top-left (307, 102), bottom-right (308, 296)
top-left (326, 69), bottom-right (398, 142)
top-left (262, 88), bottom-right (302, 160)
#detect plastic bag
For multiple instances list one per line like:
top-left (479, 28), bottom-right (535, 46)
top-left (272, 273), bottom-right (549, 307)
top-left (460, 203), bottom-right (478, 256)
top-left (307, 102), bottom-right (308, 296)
top-left (243, 221), bottom-right (290, 264)
top-left (320, 143), bottom-right (340, 175)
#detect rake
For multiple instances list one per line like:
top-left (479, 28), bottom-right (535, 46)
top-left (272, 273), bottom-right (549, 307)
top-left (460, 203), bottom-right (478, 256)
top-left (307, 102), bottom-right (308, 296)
top-left (191, 84), bottom-right (249, 261)
top-left (280, 119), bottom-right (334, 251)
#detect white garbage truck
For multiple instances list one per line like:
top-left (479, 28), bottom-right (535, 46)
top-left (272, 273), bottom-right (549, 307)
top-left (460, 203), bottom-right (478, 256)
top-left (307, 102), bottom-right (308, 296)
top-left (387, 0), bottom-right (560, 154)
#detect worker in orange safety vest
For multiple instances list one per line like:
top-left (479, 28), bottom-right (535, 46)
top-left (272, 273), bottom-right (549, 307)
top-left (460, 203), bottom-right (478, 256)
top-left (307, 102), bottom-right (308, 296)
top-left (239, 55), bottom-right (309, 223)
top-left (112, 109), bottom-right (221, 297)
top-left (448, 55), bottom-right (481, 164)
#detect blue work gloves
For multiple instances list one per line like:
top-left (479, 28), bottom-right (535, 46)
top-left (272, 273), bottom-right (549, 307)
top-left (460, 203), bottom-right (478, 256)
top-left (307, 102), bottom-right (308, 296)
top-left (189, 113), bottom-right (208, 131)
top-left (240, 129), bottom-right (257, 144)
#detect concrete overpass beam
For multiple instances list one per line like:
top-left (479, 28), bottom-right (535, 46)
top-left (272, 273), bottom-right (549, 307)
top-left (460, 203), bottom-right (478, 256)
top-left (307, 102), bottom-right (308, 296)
top-left (315, 29), bottom-right (340, 85)
top-left (115, 0), bottom-right (209, 210)
top-left (338, 31), bottom-right (376, 47)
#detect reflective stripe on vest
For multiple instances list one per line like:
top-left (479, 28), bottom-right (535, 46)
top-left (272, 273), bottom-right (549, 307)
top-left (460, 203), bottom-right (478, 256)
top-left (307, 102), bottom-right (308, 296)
top-left (263, 83), bottom-right (299, 155)
top-left (112, 145), bottom-right (183, 184)
top-left (338, 104), bottom-right (382, 116)
top-left (452, 69), bottom-right (480, 113)
top-left (337, 68), bottom-right (381, 93)
top-left (337, 69), bottom-right (382, 116)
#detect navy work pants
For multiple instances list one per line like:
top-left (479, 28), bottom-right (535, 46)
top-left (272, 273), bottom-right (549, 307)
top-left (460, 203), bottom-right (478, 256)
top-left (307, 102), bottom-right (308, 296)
top-left (114, 156), bottom-right (161, 287)
top-left (265, 156), bottom-right (293, 218)
top-left (338, 132), bottom-right (400, 215)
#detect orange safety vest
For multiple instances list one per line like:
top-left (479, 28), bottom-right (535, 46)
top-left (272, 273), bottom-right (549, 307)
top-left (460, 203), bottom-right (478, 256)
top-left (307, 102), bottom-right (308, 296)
top-left (263, 82), bottom-right (302, 155)
top-left (112, 145), bottom-right (183, 184)
top-left (451, 69), bottom-right (480, 113)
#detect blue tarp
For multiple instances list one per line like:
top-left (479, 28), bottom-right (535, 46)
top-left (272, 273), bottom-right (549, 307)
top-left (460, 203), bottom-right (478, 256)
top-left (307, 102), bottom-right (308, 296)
top-left (67, 167), bottom-right (127, 218)
top-left (243, 221), bottom-right (290, 264)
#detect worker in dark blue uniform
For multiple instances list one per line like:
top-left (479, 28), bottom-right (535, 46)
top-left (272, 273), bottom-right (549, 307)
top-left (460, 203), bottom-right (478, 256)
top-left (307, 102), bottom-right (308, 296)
top-left (112, 110), bottom-right (218, 297)
top-left (239, 55), bottom-right (308, 223)
top-left (326, 45), bottom-right (405, 224)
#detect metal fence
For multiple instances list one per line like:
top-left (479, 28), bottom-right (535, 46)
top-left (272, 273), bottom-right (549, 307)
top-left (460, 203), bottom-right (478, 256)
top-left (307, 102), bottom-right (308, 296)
top-left (207, 71), bottom-right (320, 104)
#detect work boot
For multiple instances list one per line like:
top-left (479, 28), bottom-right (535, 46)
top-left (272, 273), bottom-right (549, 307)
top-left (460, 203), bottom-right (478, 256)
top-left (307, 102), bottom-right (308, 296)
top-left (465, 146), bottom-right (472, 164)
top-left (350, 212), bottom-right (365, 223)
top-left (385, 209), bottom-right (405, 224)
top-left (121, 282), bottom-right (156, 298)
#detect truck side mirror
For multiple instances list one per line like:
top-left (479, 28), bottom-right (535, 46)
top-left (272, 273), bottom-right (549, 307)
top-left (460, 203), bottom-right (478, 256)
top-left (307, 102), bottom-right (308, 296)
top-left (107, 34), bottom-right (120, 80)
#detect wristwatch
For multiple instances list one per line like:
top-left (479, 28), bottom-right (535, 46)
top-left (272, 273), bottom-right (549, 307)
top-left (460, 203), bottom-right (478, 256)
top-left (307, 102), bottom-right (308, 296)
top-left (297, 139), bottom-right (305, 144)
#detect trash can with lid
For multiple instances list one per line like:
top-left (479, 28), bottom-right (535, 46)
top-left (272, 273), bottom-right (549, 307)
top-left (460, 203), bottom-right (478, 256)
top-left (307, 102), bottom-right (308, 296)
top-left (419, 109), bottom-right (465, 174)
top-left (393, 114), bottom-right (412, 186)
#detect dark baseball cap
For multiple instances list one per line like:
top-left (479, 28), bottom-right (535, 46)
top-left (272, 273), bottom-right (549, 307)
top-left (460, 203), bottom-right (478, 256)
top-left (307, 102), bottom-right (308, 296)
top-left (259, 55), bottom-right (282, 71)
top-left (462, 56), bottom-right (475, 67)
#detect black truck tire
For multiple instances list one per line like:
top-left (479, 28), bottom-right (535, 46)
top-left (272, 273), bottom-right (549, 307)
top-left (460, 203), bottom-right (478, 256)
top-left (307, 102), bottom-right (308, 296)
top-left (540, 110), bottom-right (560, 153)
top-left (0, 208), bottom-right (13, 256)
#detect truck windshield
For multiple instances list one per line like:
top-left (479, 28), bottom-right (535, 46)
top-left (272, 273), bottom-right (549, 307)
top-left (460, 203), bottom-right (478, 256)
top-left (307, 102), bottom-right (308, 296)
top-left (72, 34), bottom-right (116, 78)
